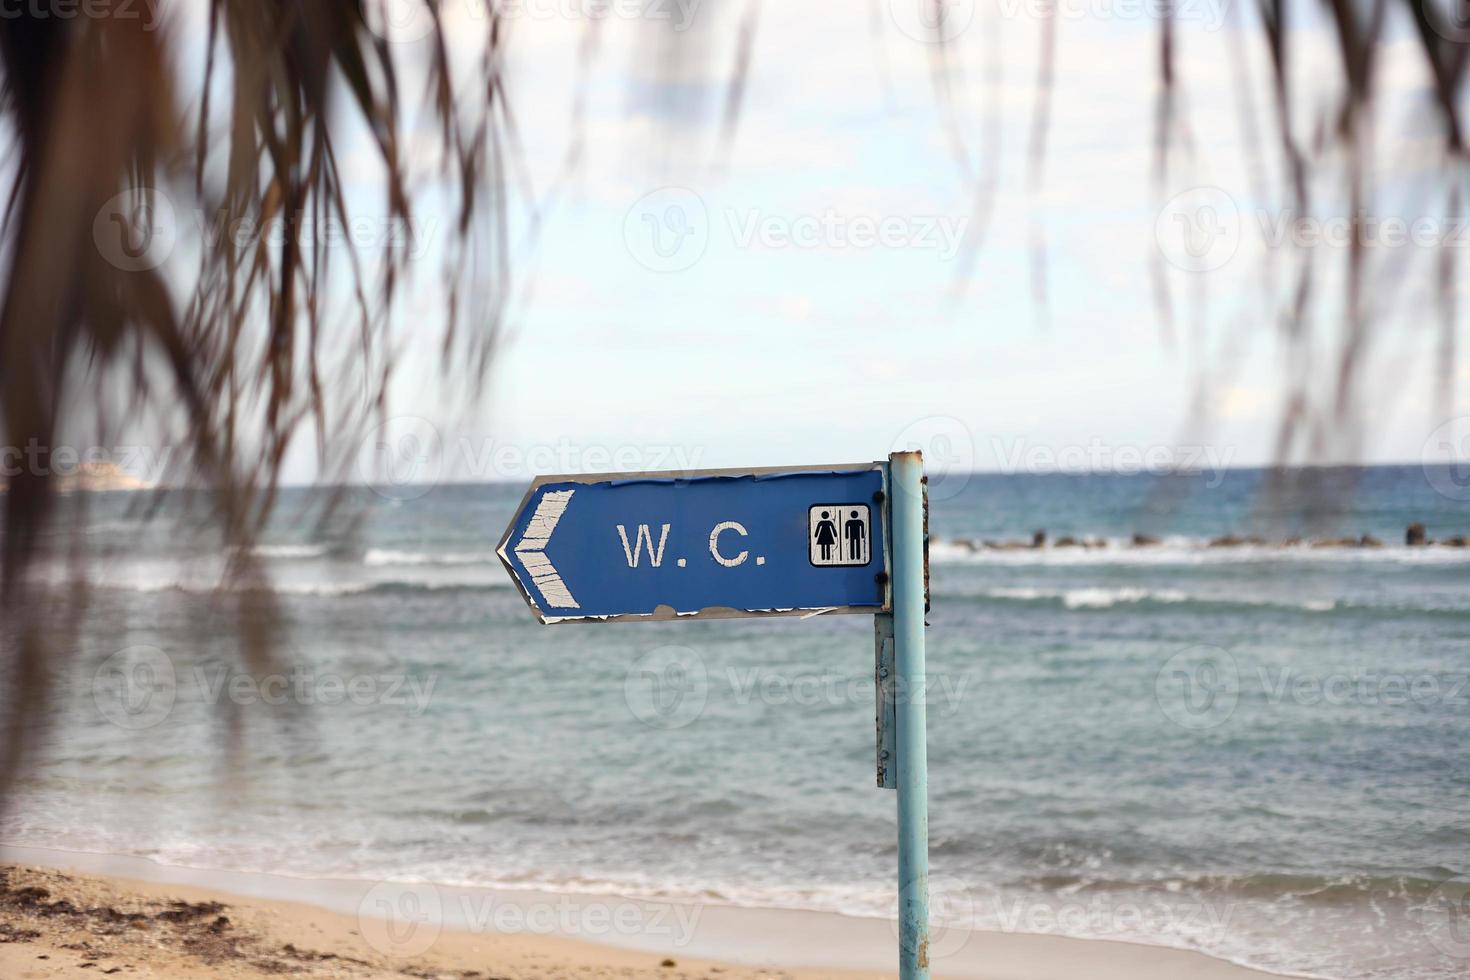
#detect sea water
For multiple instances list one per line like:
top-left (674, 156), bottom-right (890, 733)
top-left (5, 465), bottom-right (1468, 979)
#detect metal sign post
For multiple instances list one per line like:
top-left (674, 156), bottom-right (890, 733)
top-left (499, 452), bottom-right (930, 977)
top-left (889, 451), bottom-right (931, 979)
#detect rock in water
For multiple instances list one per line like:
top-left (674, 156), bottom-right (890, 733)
top-left (1406, 522), bottom-right (1427, 546)
top-left (1210, 535), bottom-right (1266, 547)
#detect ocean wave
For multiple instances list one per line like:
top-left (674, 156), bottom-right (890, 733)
top-left (974, 586), bottom-right (1337, 612)
top-left (81, 520), bottom-right (145, 536)
top-left (363, 548), bottom-right (500, 567)
top-left (245, 543), bottom-right (330, 559)
top-left (95, 578), bottom-right (508, 598)
top-left (1023, 869), bottom-right (1453, 906)
top-left (986, 585), bottom-right (1190, 609)
top-left (931, 536), bottom-right (1470, 567)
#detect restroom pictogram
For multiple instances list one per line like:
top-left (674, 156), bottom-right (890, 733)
top-left (809, 504), bottom-right (871, 567)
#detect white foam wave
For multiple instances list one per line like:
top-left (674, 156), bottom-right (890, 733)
top-left (109, 577), bottom-right (372, 596)
top-left (986, 586), bottom-right (1188, 608)
top-left (364, 549), bottom-right (500, 567)
top-left (932, 537), bottom-right (1470, 567)
top-left (247, 544), bottom-right (329, 559)
top-left (980, 586), bottom-right (1336, 612)
top-left (96, 577), bottom-right (507, 597)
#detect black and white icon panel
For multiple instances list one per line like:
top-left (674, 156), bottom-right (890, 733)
top-left (809, 504), bottom-right (871, 567)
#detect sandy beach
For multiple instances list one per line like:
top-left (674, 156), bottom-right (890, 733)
top-left (0, 862), bottom-right (791, 980)
top-left (0, 849), bottom-right (1287, 980)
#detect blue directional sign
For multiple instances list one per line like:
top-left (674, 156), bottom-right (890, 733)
top-left (497, 464), bottom-right (890, 622)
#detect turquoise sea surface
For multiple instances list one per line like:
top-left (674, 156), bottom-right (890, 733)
top-left (6, 465), bottom-right (1469, 979)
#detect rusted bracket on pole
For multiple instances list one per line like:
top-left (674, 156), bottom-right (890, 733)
top-left (875, 612), bottom-right (897, 789)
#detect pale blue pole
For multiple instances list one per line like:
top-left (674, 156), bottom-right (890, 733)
top-left (890, 451), bottom-right (929, 979)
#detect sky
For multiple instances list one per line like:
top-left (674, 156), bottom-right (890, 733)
top-left (271, 1), bottom-right (1470, 484)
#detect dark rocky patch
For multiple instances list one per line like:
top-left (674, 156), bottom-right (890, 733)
top-left (0, 922), bottom-right (42, 942)
top-left (154, 899), bottom-right (227, 923)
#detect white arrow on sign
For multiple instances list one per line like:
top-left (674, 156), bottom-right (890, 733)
top-left (511, 489), bottom-right (580, 609)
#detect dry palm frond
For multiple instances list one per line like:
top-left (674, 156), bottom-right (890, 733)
top-left (0, 0), bottom-right (505, 802)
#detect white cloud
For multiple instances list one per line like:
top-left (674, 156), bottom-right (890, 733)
top-left (327, 2), bottom-right (1470, 475)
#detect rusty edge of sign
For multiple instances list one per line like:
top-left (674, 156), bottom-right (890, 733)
top-left (496, 462), bottom-right (894, 625)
